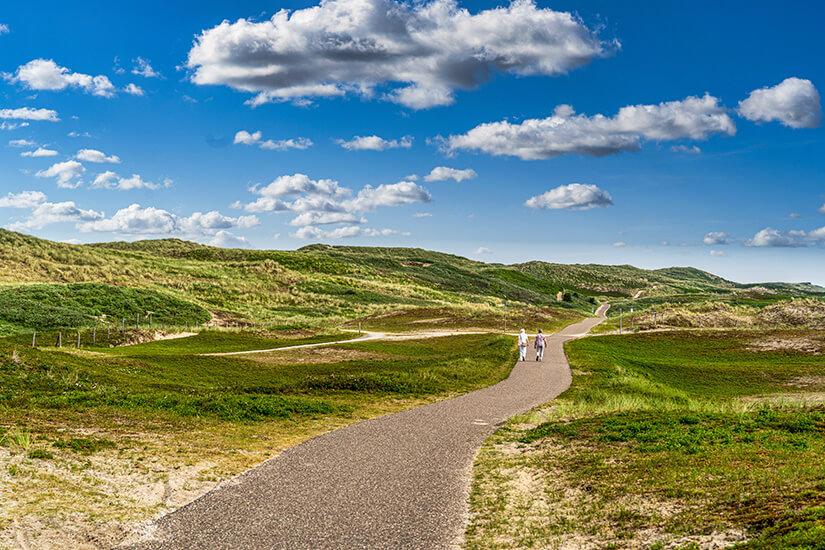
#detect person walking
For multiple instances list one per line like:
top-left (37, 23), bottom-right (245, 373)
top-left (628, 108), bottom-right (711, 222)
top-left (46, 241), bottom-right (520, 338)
top-left (518, 329), bottom-right (529, 361)
top-left (534, 329), bottom-right (546, 361)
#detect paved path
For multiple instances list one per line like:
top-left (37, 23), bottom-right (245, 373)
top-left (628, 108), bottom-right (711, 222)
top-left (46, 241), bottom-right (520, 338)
top-left (203, 330), bottom-right (488, 357)
top-left (123, 305), bottom-right (608, 550)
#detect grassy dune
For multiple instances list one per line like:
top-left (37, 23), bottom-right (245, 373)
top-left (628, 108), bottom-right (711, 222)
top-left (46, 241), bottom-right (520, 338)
top-left (465, 330), bottom-right (825, 549)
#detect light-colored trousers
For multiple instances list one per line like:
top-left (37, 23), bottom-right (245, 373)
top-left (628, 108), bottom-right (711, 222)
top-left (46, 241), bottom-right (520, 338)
top-left (519, 345), bottom-right (527, 360)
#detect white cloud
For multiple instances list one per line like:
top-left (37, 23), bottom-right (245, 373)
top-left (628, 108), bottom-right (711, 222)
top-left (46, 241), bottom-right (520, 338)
top-left (0, 122), bottom-right (29, 131)
top-left (0, 190), bottom-right (48, 208)
top-left (424, 166), bottom-right (477, 182)
top-left (475, 246), bottom-right (493, 254)
top-left (287, 212), bottom-right (366, 226)
top-left (234, 130), bottom-right (312, 151)
top-left (92, 171), bottom-right (160, 190)
top-left (132, 57), bottom-right (160, 78)
top-left (68, 131), bottom-right (92, 138)
top-left (124, 83), bottom-right (145, 96)
top-left (4, 193), bottom-right (103, 231)
top-left (745, 227), bottom-right (808, 247)
top-left (76, 148), bottom-right (121, 163)
top-left (35, 160), bottom-right (85, 188)
top-left (234, 130), bottom-right (261, 145)
top-left (0, 107), bottom-right (59, 121)
top-left (236, 173), bottom-right (429, 238)
top-left (709, 250), bottom-right (726, 257)
top-left (702, 231), bottom-right (729, 245)
top-left (413, 212), bottom-right (432, 218)
top-left (260, 137), bottom-right (313, 151)
top-left (444, 95), bottom-right (736, 160)
top-left (670, 144), bottom-right (701, 154)
top-left (819, 203), bottom-right (825, 214)
top-left (9, 139), bottom-right (36, 147)
top-left (524, 183), bottom-right (613, 210)
top-left (291, 226), bottom-right (400, 240)
top-left (21, 147), bottom-right (58, 157)
top-left (347, 181), bottom-right (432, 212)
top-left (8, 59), bottom-right (116, 97)
top-left (208, 230), bottom-right (250, 248)
top-left (613, 241), bottom-right (626, 247)
top-left (337, 135), bottom-right (412, 151)
top-left (186, 0), bottom-right (613, 109)
top-left (0, 24), bottom-right (9, 35)
top-left (78, 203), bottom-right (259, 237)
top-left (737, 77), bottom-right (822, 129)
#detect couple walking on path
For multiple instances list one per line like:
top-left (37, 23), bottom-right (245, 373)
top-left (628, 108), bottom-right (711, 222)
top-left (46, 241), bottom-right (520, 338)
top-left (518, 328), bottom-right (546, 361)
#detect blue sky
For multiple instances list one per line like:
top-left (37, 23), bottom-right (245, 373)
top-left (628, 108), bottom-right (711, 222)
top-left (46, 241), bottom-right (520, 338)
top-left (1, 0), bottom-right (823, 284)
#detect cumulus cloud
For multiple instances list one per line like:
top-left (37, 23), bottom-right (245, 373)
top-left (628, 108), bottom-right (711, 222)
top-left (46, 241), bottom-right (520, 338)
top-left (235, 173), bottom-right (429, 239)
top-left (424, 166), bottom-right (477, 182)
top-left (0, 24), bottom-right (9, 35)
top-left (0, 190), bottom-right (48, 208)
top-left (7, 59), bottom-right (116, 97)
top-left (185, 0), bottom-right (613, 109)
top-left (92, 171), bottom-right (160, 190)
top-left (233, 130), bottom-right (313, 151)
top-left (745, 227), bottom-right (809, 247)
top-left (709, 250), bottom-right (726, 257)
top-left (0, 122), bottom-right (28, 131)
top-left (738, 77), bottom-right (822, 128)
top-left (0, 107), bottom-right (59, 121)
top-left (291, 226), bottom-right (401, 240)
top-left (132, 57), bottom-right (160, 78)
top-left (77, 148), bottom-right (120, 163)
top-left (819, 203), bottom-right (825, 214)
top-left (35, 160), bottom-right (85, 188)
top-left (413, 212), bottom-right (432, 218)
top-left (208, 230), bottom-right (250, 248)
top-left (702, 231), bottom-right (729, 245)
top-left (444, 95), bottom-right (735, 160)
top-left (524, 183), bottom-right (613, 210)
top-left (124, 83), bottom-right (145, 96)
top-left (287, 212), bottom-right (366, 226)
top-left (336, 135), bottom-right (412, 151)
top-left (475, 246), bottom-right (493, 254)
top-left (21, 147), bottom-right (58, 157)
top-left (613, 241), bottom-right (626, 247)
top-left (348, 181), bottom-right (432, 212)
top-left (1, 191), bottom-right (104, 231)
top-left (78, 203), bottom-right (260, 237)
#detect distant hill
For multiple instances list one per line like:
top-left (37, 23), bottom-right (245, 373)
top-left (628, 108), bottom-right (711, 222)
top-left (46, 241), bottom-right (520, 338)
top-left (0, 229), bottom-right (822, 331)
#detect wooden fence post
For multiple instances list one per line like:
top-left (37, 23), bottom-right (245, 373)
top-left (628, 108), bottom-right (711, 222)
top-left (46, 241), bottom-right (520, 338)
top-left (77, 332), bottom-right (81, 349)
top-left (32, 331), bottom-right (36, 348)
top-left (57, 332), bottom-right (62, 347)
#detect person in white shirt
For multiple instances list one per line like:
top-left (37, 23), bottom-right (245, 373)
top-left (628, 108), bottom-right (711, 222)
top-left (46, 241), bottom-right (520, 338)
top-left (518, 329), bottom-right (529, 361)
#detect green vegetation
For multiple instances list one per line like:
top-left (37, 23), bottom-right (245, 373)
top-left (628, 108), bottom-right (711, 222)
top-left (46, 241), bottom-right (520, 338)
top-left (0, 329), bottom-right (517, 546)
top-left (465, 329), bottom-right (825, 549)
top-left (3, 229), bottom-right (821, 336)
top-left (0, 282), bottom-right (209, 335)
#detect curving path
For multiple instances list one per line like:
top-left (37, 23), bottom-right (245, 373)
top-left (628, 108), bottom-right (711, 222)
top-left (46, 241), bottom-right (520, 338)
top-left (123, 305), bottom-right (608, 550)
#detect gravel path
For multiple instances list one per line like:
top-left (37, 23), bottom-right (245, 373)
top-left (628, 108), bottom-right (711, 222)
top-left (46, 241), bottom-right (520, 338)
top-left (122, 306), bottom-right (607, 550)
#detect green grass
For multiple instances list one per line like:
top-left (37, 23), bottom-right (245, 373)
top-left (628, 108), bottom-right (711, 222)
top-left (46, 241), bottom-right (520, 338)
top-left (0, 282), bottom-right (209, 334)
top-left (96, 329), bottom-right (360, 356)
top-left (465, 329), bottom-right (825, 549)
